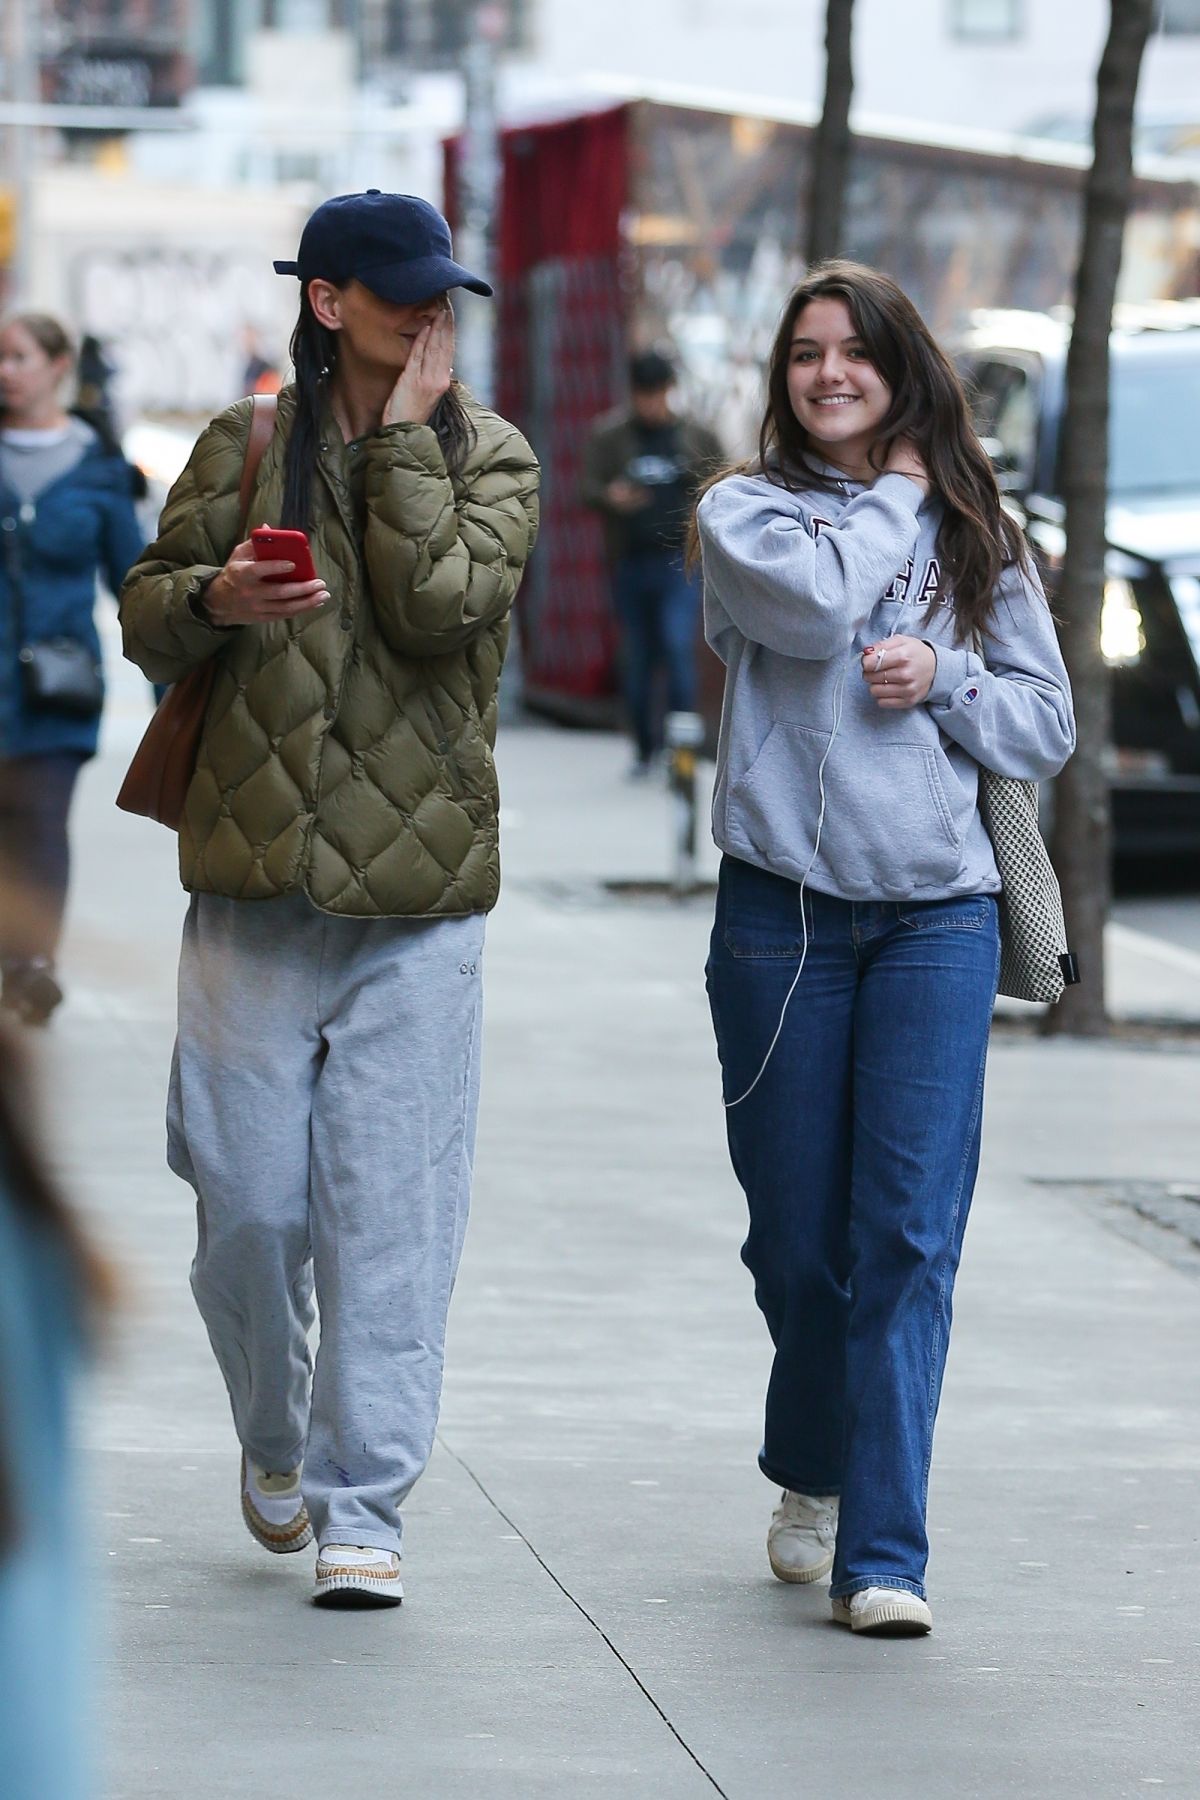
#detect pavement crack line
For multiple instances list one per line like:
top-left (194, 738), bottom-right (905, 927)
top-left (437, 1435), bottom-right (730, 1798)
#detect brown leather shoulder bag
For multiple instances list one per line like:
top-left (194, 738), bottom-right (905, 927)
top-left (116, 393), bottom-right (278, 830)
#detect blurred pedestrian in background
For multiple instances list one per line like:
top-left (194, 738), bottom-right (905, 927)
top-left (0, 313), bottom-right (144, 1026)
top-left (0, 1024), bottom-right (114, 1800)
top-left (239, 324), bottom-right (283, 398)
top-left (696, 262), bottom-right (1073, 1636)
top-left (120, 191), bottom-right (539, 1609)
top-left (582, 351), bottom-right (723, 776)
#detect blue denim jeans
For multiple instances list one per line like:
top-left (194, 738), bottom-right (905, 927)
top-left (612, 553), bottom-right (700, 764)
top-left (706, 854), bottom-right (1001, 1599)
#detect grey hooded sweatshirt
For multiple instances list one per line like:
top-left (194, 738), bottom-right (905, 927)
top-left (697, 466), bottom-right (1075, 903)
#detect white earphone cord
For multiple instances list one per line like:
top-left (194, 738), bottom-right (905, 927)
top-left (717, 530), bottom-right (914, 1112)
top-left (723, 663), bottom-right (848, 1111)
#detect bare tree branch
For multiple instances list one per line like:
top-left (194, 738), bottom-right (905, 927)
top-left (1045, 0), bottom-right (1155, 1038)
top-left (806, 0), bottom-right (855, 266)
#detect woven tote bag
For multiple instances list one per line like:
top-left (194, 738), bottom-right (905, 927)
top-left (976, 767), bottom-right (1078, 1003)
top-left (971, 632), bottom-right (1079, 1004)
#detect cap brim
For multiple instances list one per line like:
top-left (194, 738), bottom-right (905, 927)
top-left (273, 259), bottom-right (300, 275)
top-left (356, 254), bottom-right (493, 302)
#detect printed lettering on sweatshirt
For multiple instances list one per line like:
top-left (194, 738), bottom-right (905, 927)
top-left (807, 515), bottom-right (952, 607)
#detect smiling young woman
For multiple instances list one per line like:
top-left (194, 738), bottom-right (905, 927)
top-left (691, 261), bottom-right (1075, 1637)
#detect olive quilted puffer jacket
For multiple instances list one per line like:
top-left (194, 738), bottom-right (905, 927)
top-left (120, 388), bottom-right (539, 917)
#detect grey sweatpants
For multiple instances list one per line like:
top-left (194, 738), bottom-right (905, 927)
top-left (167, 890), bottom-right (485, 1555)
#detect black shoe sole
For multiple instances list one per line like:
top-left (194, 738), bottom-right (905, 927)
top-left (312, 1586), bottom-right (403, 1610)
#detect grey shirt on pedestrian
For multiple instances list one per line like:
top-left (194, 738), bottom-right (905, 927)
top-left (0, 418), bottom-right (94, 507)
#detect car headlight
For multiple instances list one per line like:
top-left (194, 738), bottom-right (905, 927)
top-left (1101, 578), bottom-right (1145, 666)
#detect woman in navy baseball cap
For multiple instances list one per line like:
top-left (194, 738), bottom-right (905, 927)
top-left (118, 191), bottom-right (538, 1610)
top-left (272, 189), bottom-right (496, 528)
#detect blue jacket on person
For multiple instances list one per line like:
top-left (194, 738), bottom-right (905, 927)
top-left (0, 429), bottom-right (144, 760)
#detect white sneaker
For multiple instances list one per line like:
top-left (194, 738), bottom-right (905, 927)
top-left (767, 1490), bottom-right (839, 1583)
top-left (831, 1587), bottom-right (933, 1635)
top-left (313, 1544), bottom-right (403, 1609)
top-left (240, 1454), bottom-right (313, 1554)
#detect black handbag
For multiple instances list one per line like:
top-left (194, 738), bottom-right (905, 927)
top-left (2, 506), bottom-right (104, 718)
top-left (18, 635), bottom-right (104, 717)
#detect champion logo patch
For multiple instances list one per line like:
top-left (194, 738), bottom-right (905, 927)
top-left (961, 685), bottom-right (980, 706)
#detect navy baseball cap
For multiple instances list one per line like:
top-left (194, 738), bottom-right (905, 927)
top-left (273, 190), bottom-right (493, 303)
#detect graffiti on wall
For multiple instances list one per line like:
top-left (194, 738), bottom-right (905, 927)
top-left (69, 246), bottom-right (292, 418)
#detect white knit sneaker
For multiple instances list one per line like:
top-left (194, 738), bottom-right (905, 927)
top-left (313, 1544), bottom-right (403, 1609)
top-left (831, 1587), bottom-right (933, 1635)
top-left (767, 1490), bottom-right (839, 1583)
top-left (240, 1454), bottom-right (313, 1554)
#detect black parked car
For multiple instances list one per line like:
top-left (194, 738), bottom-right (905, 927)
top-left (957, 303), bottom-right (1200, 854)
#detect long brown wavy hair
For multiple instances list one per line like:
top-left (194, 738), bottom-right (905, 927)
top-left (689, 261), bottom-right (1028, 642)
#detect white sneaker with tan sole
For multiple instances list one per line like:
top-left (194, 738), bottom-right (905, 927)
top-left (767, 1490), bottom-right (839, 1583)
top-left (831, 1587), bottom-right (933, 1635)
top-left (313, 1544), bottom-right (404, 1608)
top-left (240, 1455), bottom-right (313, 1554)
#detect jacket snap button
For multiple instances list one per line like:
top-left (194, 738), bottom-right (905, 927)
top-left (340, 613), bottom-right (352, 630)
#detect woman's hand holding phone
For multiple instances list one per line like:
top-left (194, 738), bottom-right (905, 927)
top-left (201, 530), bottom-right (329, 627)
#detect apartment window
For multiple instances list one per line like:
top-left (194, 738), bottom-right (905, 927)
top-left (949, 0), bottom-right (1023, 42)
top-left (1159, 1), bottom-right (1200, 32)
top-left (380, 0), bottom-right (409, 57)
top-left (375, 0), bottom-right (530, 68)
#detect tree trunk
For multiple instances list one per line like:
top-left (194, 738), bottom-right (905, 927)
top-left (1044, 0), bottom-right (1154, 1038)
top-left (806, 0), bottom-right (855, 266)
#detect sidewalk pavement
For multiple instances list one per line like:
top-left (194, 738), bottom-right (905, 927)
top-left (36, 692), bottom-right (1200, 1800)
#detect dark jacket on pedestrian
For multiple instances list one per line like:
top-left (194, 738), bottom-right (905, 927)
top-left (0, 421), bottom-right (144, 760)
top-left (120, 388), bottom-right (540, 920)
top-left (581, 408), bottom-right (724, 564)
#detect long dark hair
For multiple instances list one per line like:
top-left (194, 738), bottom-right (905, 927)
top-left (280, 288), bottom-right (478, 531)
top-left (690, 261), bottom-right (1028, 641)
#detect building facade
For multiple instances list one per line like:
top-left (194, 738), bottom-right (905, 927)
top-left (39, 0), bottom-right (194, 110)
top-left (533, 0), bottom-right (1200, 145)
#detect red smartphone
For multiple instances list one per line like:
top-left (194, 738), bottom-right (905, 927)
top-left (250, 526), bottom-right (319, 584)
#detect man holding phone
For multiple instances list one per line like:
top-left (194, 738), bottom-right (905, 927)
top-left (120, 192), bottom-right (540, 1609)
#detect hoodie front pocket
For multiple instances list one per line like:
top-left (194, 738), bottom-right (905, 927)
top-left (726, 720), bottom-right (963, 898)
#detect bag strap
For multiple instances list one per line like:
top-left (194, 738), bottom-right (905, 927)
top-left (238, 392), bottom-right (278, 535)
top-left (1, 505), bottom-right (26, 648)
